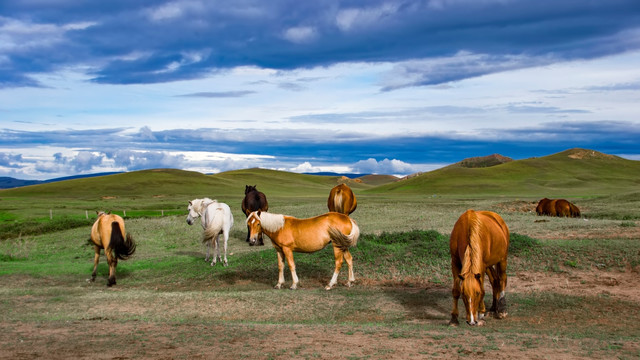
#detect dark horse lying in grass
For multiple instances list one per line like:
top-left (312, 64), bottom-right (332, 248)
top-left (536, 198), bottom-right (581, 218)
top-left (88, 211), bottom-right (136, 286)
top-left (241, 185), bottom-right (269, 245)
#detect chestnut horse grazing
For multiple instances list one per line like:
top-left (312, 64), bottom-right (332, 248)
top-left (449, 210), bottom-right (509, 326)
top-left (246, 211), bottom-right (360, 290)
top-left (89, 211), bottom-right (136, 286)
top-left (187, 198), bottom-right (234, 266)
top-left (241, 185), bottom-right (269, 245)
top-left (327, 183), bottom-right (357, 215)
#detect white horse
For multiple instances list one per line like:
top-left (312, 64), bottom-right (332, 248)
top-left (187, 198), bottom-right (234, 266)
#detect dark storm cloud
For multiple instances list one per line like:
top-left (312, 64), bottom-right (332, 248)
top-left (2, 0), bottom-right (640, 88)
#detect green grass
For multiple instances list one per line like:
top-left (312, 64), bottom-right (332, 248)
top-left (1, 157), bottom-right (640, 358)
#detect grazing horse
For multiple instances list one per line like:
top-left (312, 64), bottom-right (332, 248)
top-left (241, 185), bottom-right (269, 245)
top-left (187, 198), bottom-right (234, 266)
top-left (536, 198), bottom-right (581, 218)
top-left (449, 210), bottom-right (509, 326)
top-left (246, 211), bottom-right (359, 290)
top-left (89, 211), bottom-right (136, 286)
top-left (327, 183), bottom-right (357, 215)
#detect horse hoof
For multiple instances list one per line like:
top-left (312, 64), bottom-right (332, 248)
top-left (274, 284), bottom-right (283, 289)
top-left (477, 320), bottom-right (486, 326)
top-left (449, 316), bottom-right (459, 326)
top-left (496, 312), bottom-right (508, 319)
top-left (325, 285), bottom-right (333, 291)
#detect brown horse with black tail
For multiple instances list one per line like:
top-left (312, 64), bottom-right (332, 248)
top-left (449, 209), bottom-right (509, 326)
top-left (89, 211), bottom-right (136, 286)
top-left (241, 185), bottom-right (269, 245)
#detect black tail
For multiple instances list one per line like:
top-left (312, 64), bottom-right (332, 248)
top-left (110, 222), bottom-right (136, 260)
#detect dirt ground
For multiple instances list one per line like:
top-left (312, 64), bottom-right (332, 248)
top-left (1, 266), bottom-right (639, 360)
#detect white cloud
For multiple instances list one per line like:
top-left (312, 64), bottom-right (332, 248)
top-left (283, 26), bottom-right (317, 43)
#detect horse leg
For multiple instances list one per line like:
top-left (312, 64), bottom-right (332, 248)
top-left (106, 250), bottom-right (117, 287)
top-left (344, 250), bottom-right (355, 287)
top-left (89, 245), bottom-right (100, 282)
top-left (282, 247), bottom-right (299, 290)
top-left (211, 234), bottom-right (219, 266)
top-left (450, 259), bottom-right (461, 326)
top-left (326, 247), bottom-right (345, 290)
top-left (205, 239), bottom-right (210, 262)
top-left (222, 230), bottom-right (229, 267)
top-left (245, 224), bottom-right (251, 243)
top-left (495, 259), bottom-right (508, 319)
top-left (274, 248), bottom-right (286, 289)
top-left (258, 232), bottom-right (264, 246)
top-left (485, 266), bottom-right (499, 315)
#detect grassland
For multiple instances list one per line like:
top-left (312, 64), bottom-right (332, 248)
top-left (1, 149), bottom-right (639, 359)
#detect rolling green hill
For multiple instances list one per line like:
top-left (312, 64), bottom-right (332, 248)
top-left (370, 148), bottom-right (640, 197)
top-left (1, 148), bottom-right (638, 223)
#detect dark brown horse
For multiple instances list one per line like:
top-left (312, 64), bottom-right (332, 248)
top-left (449, 210), bottom-right (509, 326)
top-left (327, 183), bottom-right (357, 215)
top-left (241, 185), bottom-right (269, 245)
top-left (88, 211), bottom-right (136, 286)
top-left (536, 198), bottom-right (581, 218)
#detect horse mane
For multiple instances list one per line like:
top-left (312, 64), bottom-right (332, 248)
top-left (256, 212), bottom-right (285, 233)
top-left (194, 198), bottom-right (217, 213)
top-left (460, 211), bottom-right (483, 277)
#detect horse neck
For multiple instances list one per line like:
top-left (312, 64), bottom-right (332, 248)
top-left (258, 212), bottom-right (285, 234)
top-left (461, 213), bottom-right (484, 277)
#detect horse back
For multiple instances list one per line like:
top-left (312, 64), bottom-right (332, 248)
top-left (91, 214), bottom-right (126, 248)
top-left (328, 184), bottom-right (357, 215)
top-left (450, 210), bottom-right (509, 266)
top-left (242, 190), bottom-right (268, 216)
top-left (284, 213), bottom-right (353, 252)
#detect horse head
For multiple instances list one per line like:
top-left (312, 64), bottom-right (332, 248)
top-left (245, 185), bottom-right (257, 195)
top-left (246, 211), bottom-right (263, 246)
top-left (186, 200), bottom-right (201, 225)
top-left (459, 272), bottom-right (484, 326)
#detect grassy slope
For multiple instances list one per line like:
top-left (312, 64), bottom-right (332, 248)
top-left (370, 148), bottom-right (640, 197)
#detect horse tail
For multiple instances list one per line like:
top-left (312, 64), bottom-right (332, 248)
top-left (461, 211), bottom-right (482, 277)
top-left (202, 208), bottom-right (224, 244)
top-left (333, 189), bottom-right (344, 213)
top-left (110, 222), bottom-right (136, 260)
top-left (329, 219), bottom-right (360, 250)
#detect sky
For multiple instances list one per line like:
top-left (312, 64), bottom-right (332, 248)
top-left (1, 0), bottom-right (640, 180)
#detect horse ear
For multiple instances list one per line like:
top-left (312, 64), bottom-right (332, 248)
top-left (474, 273), bottom-right (481, 280)
top-left (257, 210), bottom-right (261, 217)
top-left (458, 275), bottom-right (464, 280)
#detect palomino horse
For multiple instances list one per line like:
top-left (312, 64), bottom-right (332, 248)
top-left (246, 211), bottom-right (360, 290)
top-left (187, 198), bottom-right (234, 266)
top-left (327, 183), bottom-right (357, 215)
top-left (536, 198), bottom-right (581, 218)
top-left (449, 209), bottom-right (509, 326)
top-left (89, 211), bottom-right (136, 286)
top-left (241, 185), bottom-right (269, 245)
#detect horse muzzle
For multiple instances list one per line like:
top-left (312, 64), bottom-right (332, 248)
top-left (186, 217), bottom-right (194, 225)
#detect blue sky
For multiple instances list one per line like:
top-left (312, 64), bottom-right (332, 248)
top-left (1, 0), bottom-right (640, 180)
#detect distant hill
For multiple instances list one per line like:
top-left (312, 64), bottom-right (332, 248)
top-left (1, 148), bottom-right (637, 199)
top-left (455, 154), bottom-right (513, 168)
top-left (369, 148), bottom-right (640, 197)
top-left (0, 172), bottom-right (122, 189)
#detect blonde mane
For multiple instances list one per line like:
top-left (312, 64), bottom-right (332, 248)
top-left (460, 211), bottom-right (484, 277)
top-left (248, 211), bottom-right (285, 233)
